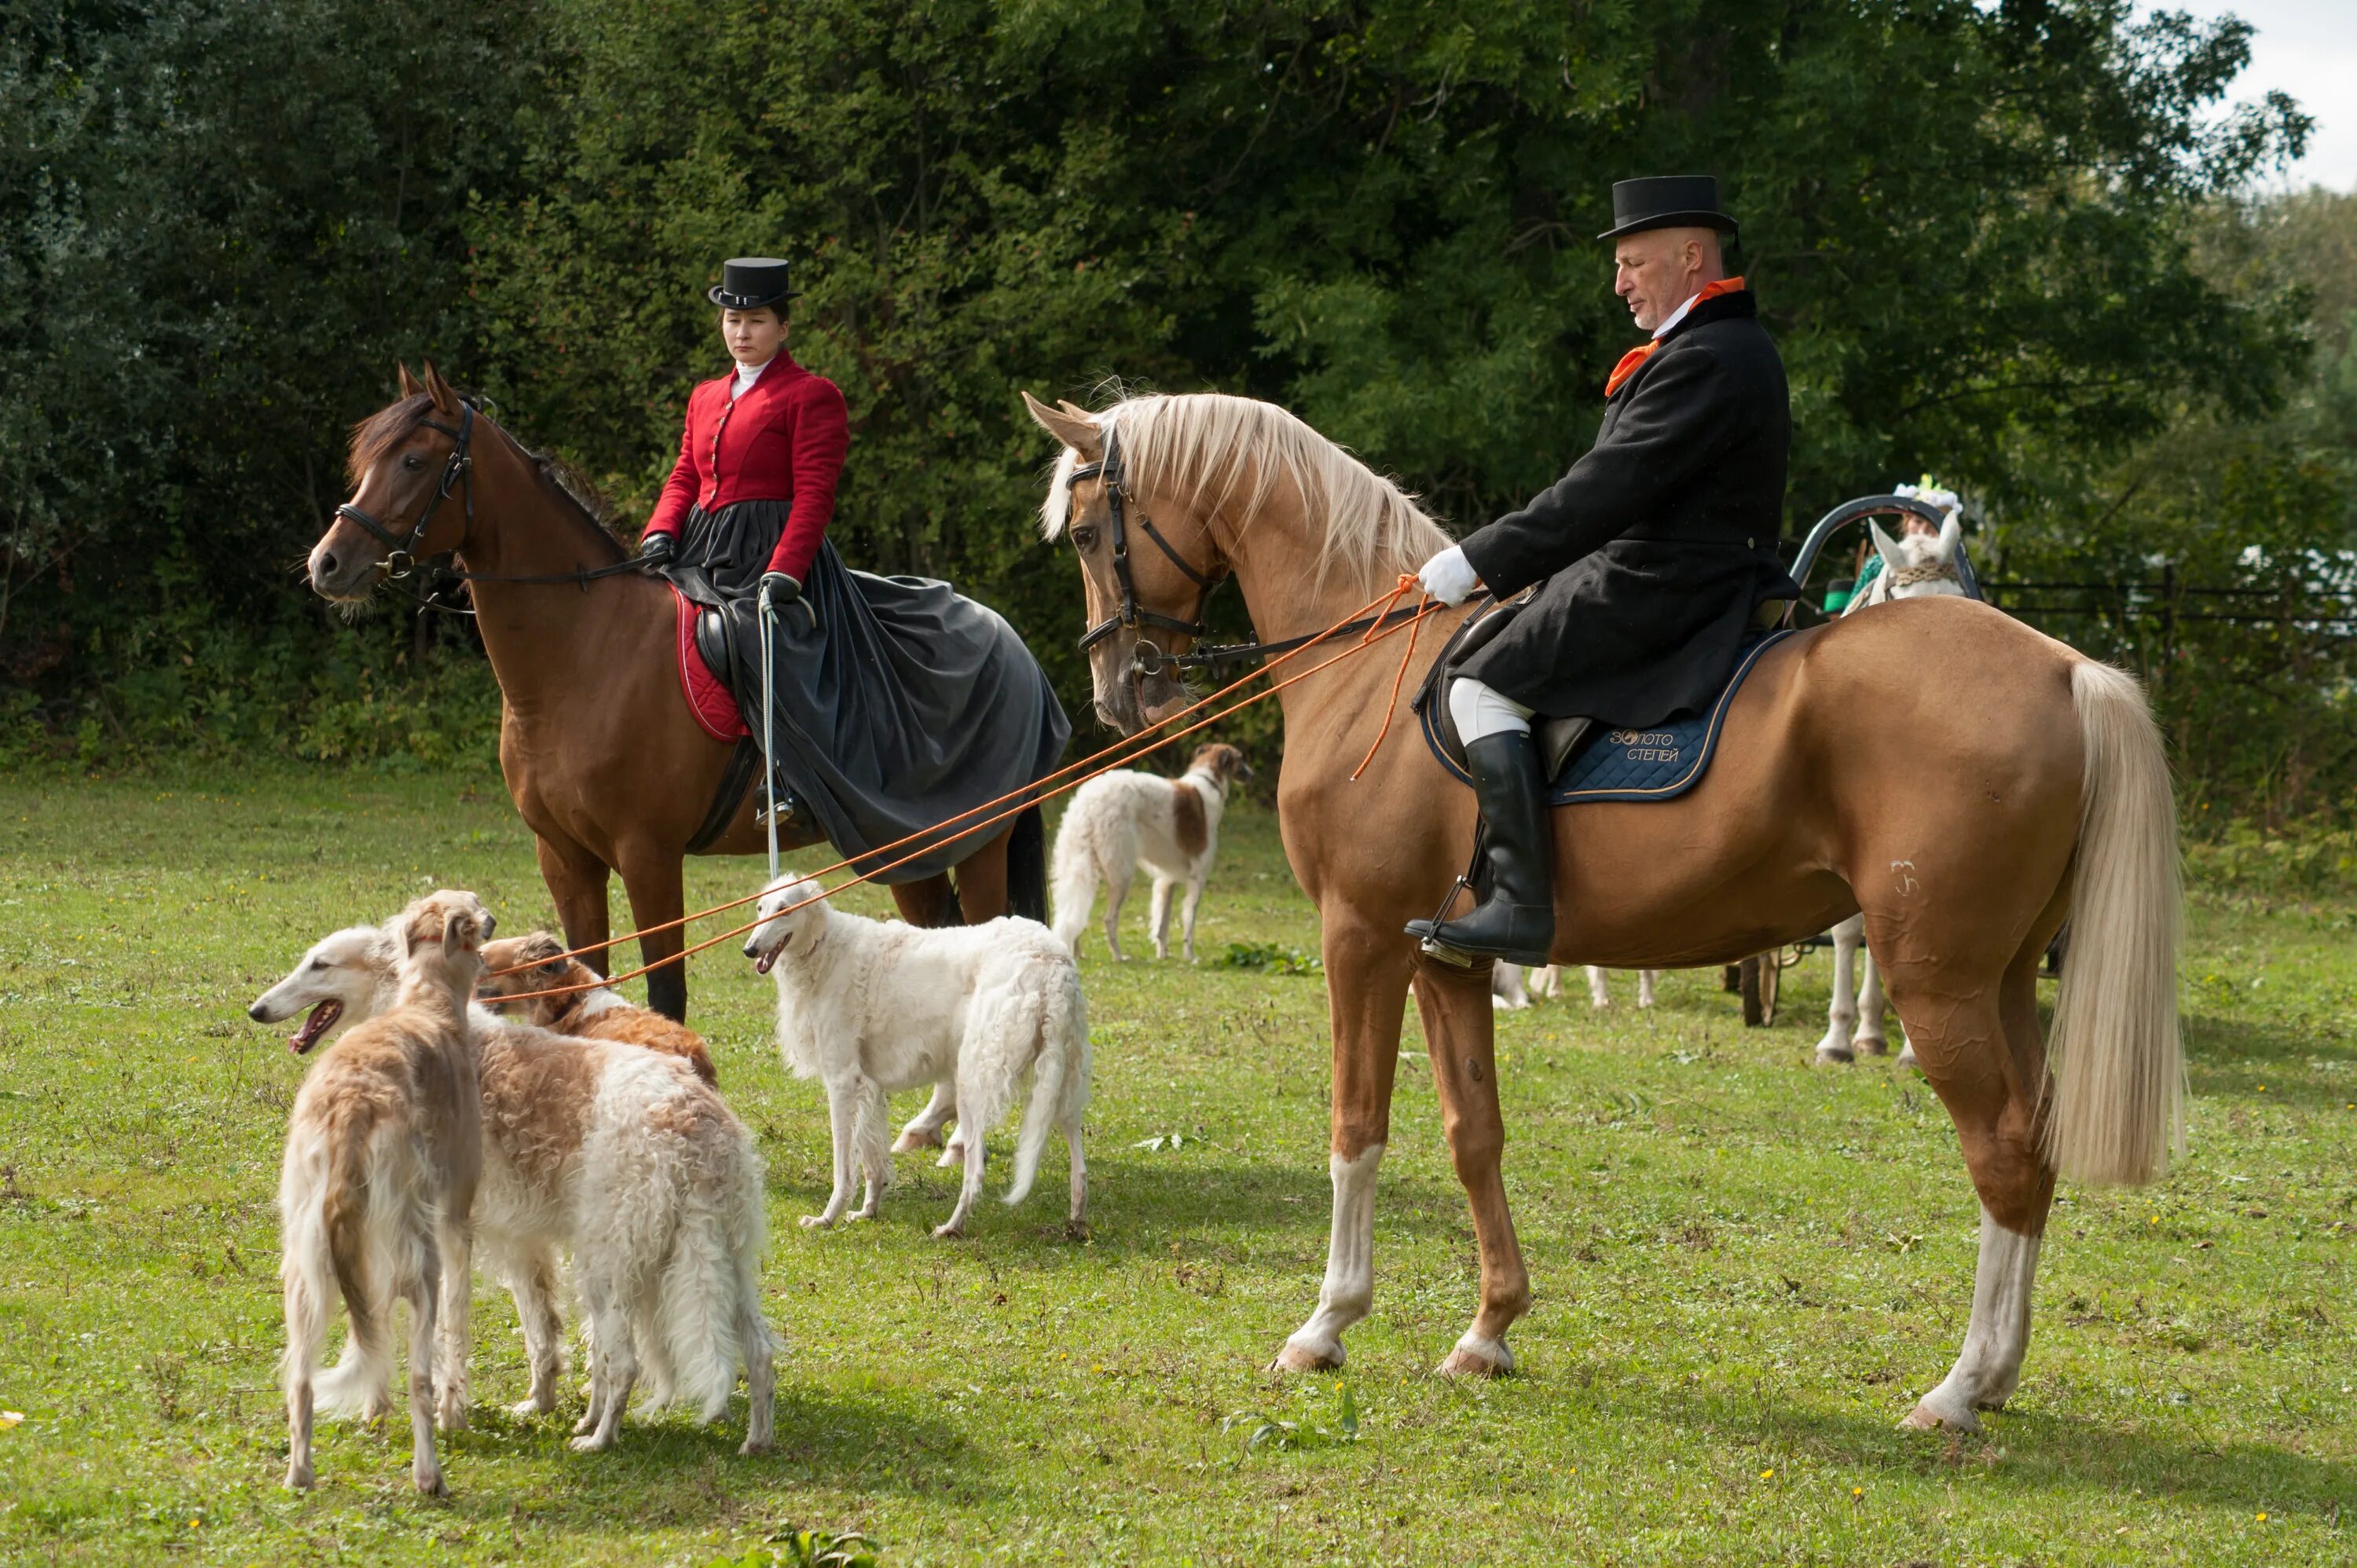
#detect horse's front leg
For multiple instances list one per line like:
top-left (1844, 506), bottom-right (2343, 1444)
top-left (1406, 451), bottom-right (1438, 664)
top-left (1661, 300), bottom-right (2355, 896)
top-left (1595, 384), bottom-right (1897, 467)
top-left (1275, 914), bottom-right (1413, 1372)
top-left (535, 833), bottom-right (612, 980)
top-left (614, 843), bottom-right (688, 1022)
top-left (1414, 954), bottom-right (1530, 1376)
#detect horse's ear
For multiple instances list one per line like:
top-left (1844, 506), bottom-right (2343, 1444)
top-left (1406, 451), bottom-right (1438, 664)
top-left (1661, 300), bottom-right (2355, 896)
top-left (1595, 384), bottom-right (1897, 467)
top-left (1936, 508), bottom-right (1963, 559)
top-left (1056, 398), bottom-right (1093, 420)
top-left (420, 359), bottom-right (460, 415)
top-left (1021, 390), bottom-right (1102, 460)
top-left (397, 362), bottom-right (425, 398)
top-left (1869, 518), bottom-right (1905, 569)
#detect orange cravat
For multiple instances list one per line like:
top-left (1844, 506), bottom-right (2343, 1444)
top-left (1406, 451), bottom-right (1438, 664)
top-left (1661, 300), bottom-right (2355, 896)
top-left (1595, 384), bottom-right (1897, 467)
top-left (1604, 276), bottom-right (1746, 399)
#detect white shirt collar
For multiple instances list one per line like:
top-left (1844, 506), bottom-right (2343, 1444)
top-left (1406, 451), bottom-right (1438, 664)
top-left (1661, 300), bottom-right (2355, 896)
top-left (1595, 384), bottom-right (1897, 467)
top-left (730, 357), bottom-right (775, 398)
top-left (1651, 289), bottom-right (1707, 341)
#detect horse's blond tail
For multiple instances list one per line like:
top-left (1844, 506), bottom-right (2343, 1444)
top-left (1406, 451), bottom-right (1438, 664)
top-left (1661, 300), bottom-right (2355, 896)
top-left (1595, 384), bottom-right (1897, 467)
top-left (2044, 660), bottom-right (2185, 1186)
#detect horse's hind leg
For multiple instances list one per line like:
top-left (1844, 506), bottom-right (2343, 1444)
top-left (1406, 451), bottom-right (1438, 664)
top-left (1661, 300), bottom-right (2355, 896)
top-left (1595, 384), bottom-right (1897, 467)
top-left (1890, 951), bottom-right (2055, 1432)
top-left (1415, 954), bottom-right (1530, 1377)
top-left (890, 875), bottom-right (959, 929)
top-left (1815, 913), bottom-right (1865, 1064)
top-left (950, 830), bottom-right (1010, 924)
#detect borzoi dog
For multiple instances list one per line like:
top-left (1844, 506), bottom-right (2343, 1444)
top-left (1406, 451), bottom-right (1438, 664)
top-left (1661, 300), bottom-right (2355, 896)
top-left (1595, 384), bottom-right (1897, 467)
top-left (1492, 964), bottom-right (1658, 1009)
top-left (1050, 742), bottom-right (1252, 962)
top-left (745, 874), bottom-right (1089, 1237)
top-left (268, 889), bottom-right (489, 1494)
top-left (476, 932), bottom-right (719, 1084)
top-left (253, 921), bottom-right (773, 1456)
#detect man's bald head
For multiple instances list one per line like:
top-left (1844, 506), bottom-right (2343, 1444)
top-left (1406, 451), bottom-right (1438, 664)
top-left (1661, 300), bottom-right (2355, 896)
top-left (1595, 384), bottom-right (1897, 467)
top-left (1612, 225), bottom-right (1727, 333)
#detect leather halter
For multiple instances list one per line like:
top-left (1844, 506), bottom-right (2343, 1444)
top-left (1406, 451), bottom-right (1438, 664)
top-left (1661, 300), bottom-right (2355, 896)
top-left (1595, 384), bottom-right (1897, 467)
top-left (1066, 424), bottom-right (1227, 676)
top-left (334, 402), bottom-right (476, 581)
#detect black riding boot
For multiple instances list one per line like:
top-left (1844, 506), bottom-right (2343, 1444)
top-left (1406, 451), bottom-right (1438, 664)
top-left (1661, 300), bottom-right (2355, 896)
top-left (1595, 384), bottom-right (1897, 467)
top-left (1406, 729), bottom-right (1556, 966)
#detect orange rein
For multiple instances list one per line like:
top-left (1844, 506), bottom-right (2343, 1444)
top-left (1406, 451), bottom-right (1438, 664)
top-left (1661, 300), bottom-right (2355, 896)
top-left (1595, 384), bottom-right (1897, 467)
top-left (483, 575), bottom-right (1441, 1004)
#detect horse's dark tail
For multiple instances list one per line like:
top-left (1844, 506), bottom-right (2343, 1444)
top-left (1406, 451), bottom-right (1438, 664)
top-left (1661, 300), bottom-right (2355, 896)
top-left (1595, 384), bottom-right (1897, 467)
top-left (1009, 804), bottom-right (1047, 924)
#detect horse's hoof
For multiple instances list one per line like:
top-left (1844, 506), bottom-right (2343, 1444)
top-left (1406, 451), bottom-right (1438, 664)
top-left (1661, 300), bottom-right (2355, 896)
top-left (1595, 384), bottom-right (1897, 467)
top-left (1272, 1337), bottom-right (1344, 1373)
top-left (1814, 1043), bottom-right (1855, 1067)
top-left (1899, 1398), bottom-right (1981, 1433)
top-left (1436, 1334), bottom-right (1515, 1379)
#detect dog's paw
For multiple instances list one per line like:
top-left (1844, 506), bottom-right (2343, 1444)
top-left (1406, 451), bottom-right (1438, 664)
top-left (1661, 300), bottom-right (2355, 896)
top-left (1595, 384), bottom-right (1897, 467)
top-left (570, 1410), bottom-right (598, 1438)
top-left (508, 1396), bottom-right (552, 1418)
top-left (798, 1214), bottom-right (835, 1229)
top-left (412, 1464), bottom-right (447, 1497)
top-left (284, 1460), bottom-right (315, 1491)
top-left (848, 1208), bottom-right (878, 1224)
top-left (890, 1128), bottom-right (942, 1154)
top-left (932, 1219), bottom-right (967, 1240)
top-left (739, 1435), bottom-right (772, 1457)
top-left (567, 1432), bottom-right (611, 1453)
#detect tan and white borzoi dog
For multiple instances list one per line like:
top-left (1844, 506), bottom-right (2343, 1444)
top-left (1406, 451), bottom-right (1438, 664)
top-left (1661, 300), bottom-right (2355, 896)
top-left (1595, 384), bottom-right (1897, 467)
top-left (1050, 742), bottom-right (1252, 962)
top-left (745, 874), bottom-right (1089, 1237)
top-left (475, 931), bottom-right (720, 1085)
top-left (252, 918), bottom-right (774, 1457)
top-left (266, 889), bottom-right (489, 1494)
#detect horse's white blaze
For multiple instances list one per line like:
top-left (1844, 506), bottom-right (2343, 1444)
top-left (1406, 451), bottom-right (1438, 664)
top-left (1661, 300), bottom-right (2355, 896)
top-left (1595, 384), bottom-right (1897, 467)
top-left (1908, 1208), bottom-right (2041, 1431)
top-left (1283, 1144), bottom-right (1384, 1365)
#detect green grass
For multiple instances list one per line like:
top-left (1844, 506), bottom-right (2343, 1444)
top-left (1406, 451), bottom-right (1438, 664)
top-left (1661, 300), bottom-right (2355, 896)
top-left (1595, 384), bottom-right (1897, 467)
top-left (1, 768), bottom-right (2352, 1565)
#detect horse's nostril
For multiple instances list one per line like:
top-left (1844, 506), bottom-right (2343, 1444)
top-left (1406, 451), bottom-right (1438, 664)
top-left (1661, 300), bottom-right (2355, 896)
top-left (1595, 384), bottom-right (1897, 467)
top-left (317, 551), bottom-right (338, 577)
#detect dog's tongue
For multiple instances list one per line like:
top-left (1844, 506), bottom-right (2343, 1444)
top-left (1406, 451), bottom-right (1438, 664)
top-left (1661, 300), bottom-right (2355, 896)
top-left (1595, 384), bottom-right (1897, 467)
top-left (753, 949), bottom-right (777, 976)
top-left (290, 999), bottom-right (343, 1054)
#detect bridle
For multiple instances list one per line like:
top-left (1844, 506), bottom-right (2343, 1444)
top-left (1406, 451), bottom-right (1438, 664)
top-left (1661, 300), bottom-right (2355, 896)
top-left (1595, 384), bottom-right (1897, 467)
top-left (1062, 420), bottom-right (1433, 674)
top-left (1067, 424), bottom-right (1229, 677)
top-left (330, 399), bottom-right (647, 603)
top-left (335, 402), bottom-right (476, 581)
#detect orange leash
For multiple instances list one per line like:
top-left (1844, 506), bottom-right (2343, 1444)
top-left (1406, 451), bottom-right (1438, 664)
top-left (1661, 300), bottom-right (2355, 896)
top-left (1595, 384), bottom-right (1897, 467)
top-left (1349, 577), bottom-right (1439, 781)
top-left (485, 588), bottom-right (1438, 1002)
top-left (484, 578), bottom-right (1420, 979)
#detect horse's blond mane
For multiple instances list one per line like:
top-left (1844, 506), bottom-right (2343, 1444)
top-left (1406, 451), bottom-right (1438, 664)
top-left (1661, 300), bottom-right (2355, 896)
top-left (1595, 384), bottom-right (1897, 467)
top-left (1038, 393), bottom-right (1450, 595)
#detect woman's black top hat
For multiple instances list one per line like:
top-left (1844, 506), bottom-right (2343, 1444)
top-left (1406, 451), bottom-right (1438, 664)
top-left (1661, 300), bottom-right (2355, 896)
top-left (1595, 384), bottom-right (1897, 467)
top-left (1596, 177), bottom-right (1739, 240)
top-left (708, 257), bottom-right (797, 310)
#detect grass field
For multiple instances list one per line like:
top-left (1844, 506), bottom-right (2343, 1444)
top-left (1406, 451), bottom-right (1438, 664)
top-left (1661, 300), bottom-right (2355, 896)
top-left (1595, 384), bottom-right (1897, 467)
top-left (1, 767), bottom-right (2352, 1565)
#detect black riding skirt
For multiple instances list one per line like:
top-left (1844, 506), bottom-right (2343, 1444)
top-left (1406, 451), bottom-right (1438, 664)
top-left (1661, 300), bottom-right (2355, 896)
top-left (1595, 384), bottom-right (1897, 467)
top-left (656, 500), bottom-right (1069, 882)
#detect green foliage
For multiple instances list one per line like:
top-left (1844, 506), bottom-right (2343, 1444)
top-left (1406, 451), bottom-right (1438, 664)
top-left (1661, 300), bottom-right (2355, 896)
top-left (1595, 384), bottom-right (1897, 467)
top-left (2187, 817), bottom-right (2357, 903)
top-left (709, 1529), bottom-right (881, 1568)
top-left (1211, 940), bottom-right (1324, 974)
top-left (1222, 1379), bottom-right (1362, 1459)
top-left (5, 0), bottom-right (2347, 815)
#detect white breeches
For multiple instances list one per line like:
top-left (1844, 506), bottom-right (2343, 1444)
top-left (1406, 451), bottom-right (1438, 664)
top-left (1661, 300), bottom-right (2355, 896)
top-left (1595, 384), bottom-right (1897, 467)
top-left (1449, 678), bottom-right (1535, 743)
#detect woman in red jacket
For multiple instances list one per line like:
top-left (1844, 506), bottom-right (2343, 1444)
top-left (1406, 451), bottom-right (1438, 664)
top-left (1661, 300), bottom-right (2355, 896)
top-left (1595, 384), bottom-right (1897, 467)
top-left (637, 256), bottom-right (1069, 888)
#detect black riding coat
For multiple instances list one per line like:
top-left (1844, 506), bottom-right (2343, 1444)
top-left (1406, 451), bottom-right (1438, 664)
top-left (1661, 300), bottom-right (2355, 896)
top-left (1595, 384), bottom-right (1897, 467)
top-left (1453, 289), bottom-right (1797, 726)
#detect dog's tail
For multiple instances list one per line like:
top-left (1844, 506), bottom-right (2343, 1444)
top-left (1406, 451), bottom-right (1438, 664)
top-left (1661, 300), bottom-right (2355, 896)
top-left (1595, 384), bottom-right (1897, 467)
top-left (1048, 798), bottom-right (1098, 951)
top-left (280, 1122), bottom-right (394, 1417)
top-left (655, 1120), bottom-right (769, 1423)
top-left (1006, 961), bottom-right (1090, 1209)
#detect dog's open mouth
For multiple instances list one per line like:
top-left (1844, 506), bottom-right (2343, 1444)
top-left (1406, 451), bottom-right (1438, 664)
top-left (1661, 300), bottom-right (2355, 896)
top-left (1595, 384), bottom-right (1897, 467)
top-left (753, 947), bottom-right (779, 976)
top-left (290, 1000), bottom-right (342, 1054)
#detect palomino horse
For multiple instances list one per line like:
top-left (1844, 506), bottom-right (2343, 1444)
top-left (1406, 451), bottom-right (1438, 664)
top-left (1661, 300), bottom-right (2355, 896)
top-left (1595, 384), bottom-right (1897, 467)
top-left (305, 364), bottom-right (1041, 1020)
top-left (1816, 507), bottom-right (1974, 1069)
top-left (1023, 390), bottom-right (2182, 1431)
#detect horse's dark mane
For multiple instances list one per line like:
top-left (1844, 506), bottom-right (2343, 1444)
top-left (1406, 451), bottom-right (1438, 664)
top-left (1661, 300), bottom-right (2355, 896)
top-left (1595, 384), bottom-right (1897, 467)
top-left (346, 390), bottom-right (629, 562)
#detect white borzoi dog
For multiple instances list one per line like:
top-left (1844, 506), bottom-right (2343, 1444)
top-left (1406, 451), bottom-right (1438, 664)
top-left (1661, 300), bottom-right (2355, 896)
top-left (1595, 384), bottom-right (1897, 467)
top-left (745, 874), bottom-right (1089, 1237)
top-left (268, 889), bottom-right (489, 1494)
top-left (1492, 964), bottom-right (1659, 1010)
top-left (1050, 742), bottom-right (1252, 962)
top-left (252, 919), bottom-right (774, 1456)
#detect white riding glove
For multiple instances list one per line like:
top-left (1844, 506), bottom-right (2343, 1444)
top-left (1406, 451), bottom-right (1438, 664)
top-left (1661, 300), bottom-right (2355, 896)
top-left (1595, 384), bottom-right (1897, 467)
top-left (1417, 544), bottom-right (1480, 606)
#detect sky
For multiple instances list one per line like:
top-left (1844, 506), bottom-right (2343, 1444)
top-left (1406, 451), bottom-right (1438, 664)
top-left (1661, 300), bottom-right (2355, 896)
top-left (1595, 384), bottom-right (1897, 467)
top-left (2157, 0), bottom-right (2357, 191)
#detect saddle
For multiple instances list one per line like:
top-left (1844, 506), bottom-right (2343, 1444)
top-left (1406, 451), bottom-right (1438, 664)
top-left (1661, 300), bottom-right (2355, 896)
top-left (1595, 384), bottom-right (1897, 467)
top-left (1414, 596), bottom-right (1794, 805)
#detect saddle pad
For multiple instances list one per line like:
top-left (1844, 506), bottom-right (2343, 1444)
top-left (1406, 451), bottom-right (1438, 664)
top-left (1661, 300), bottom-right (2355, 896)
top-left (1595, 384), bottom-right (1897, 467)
top-left (1419, 629), bottom-right (1794, 804)
top-left (673, 587), bottom-right (748, 742)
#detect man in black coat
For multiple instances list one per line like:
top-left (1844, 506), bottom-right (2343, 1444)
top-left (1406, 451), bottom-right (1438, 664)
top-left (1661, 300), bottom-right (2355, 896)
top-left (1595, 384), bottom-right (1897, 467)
top-left (1406, 176), bottom-right (1798, 965)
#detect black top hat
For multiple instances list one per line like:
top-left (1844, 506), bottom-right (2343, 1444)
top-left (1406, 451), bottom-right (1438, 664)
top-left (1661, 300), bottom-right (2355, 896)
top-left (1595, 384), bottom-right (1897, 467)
top-left (1596, 177), bottom-right (1739, 241)
top-left (707, 257), bottom-right (797, 310)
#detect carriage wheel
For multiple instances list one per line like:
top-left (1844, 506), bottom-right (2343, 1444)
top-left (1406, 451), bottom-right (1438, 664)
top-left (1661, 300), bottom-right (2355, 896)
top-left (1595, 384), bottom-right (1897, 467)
top-left (1721, 964), bottom-right (1743, 993)
top-left (1739, 954), bottom-right (1780, 1028)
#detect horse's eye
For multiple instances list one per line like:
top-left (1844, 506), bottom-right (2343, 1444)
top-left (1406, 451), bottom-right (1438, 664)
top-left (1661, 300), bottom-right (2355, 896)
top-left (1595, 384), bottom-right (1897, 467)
top-left (403, 453), bottom-right (423, 471)
top-left (1070, 526), bottom-right (1098, 552)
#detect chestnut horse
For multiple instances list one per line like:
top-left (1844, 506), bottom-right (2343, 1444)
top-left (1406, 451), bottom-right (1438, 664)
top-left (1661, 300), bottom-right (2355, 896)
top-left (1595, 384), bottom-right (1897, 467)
top-left (1024, 390), bottom-right (2182, 1431)
top-left (305, 364), bottom-right (1041, 1020)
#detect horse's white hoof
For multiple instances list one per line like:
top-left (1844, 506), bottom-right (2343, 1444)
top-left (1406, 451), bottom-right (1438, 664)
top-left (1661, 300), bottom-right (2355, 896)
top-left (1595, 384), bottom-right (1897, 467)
top-left (1437, 1333), bottom-right (1514, 1379)
top-left (1815, 1042), bottom-right (1855, 1066)
top-left (1894, 1044), bottom-right (1919, 1071)
top-left (1900, 1396), bottom-right (1981, 1433)
top-left (1857, 1034), bottom-right (1890, 1057)
top-left (1272, 1335), bottom-right (1344, 1373)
